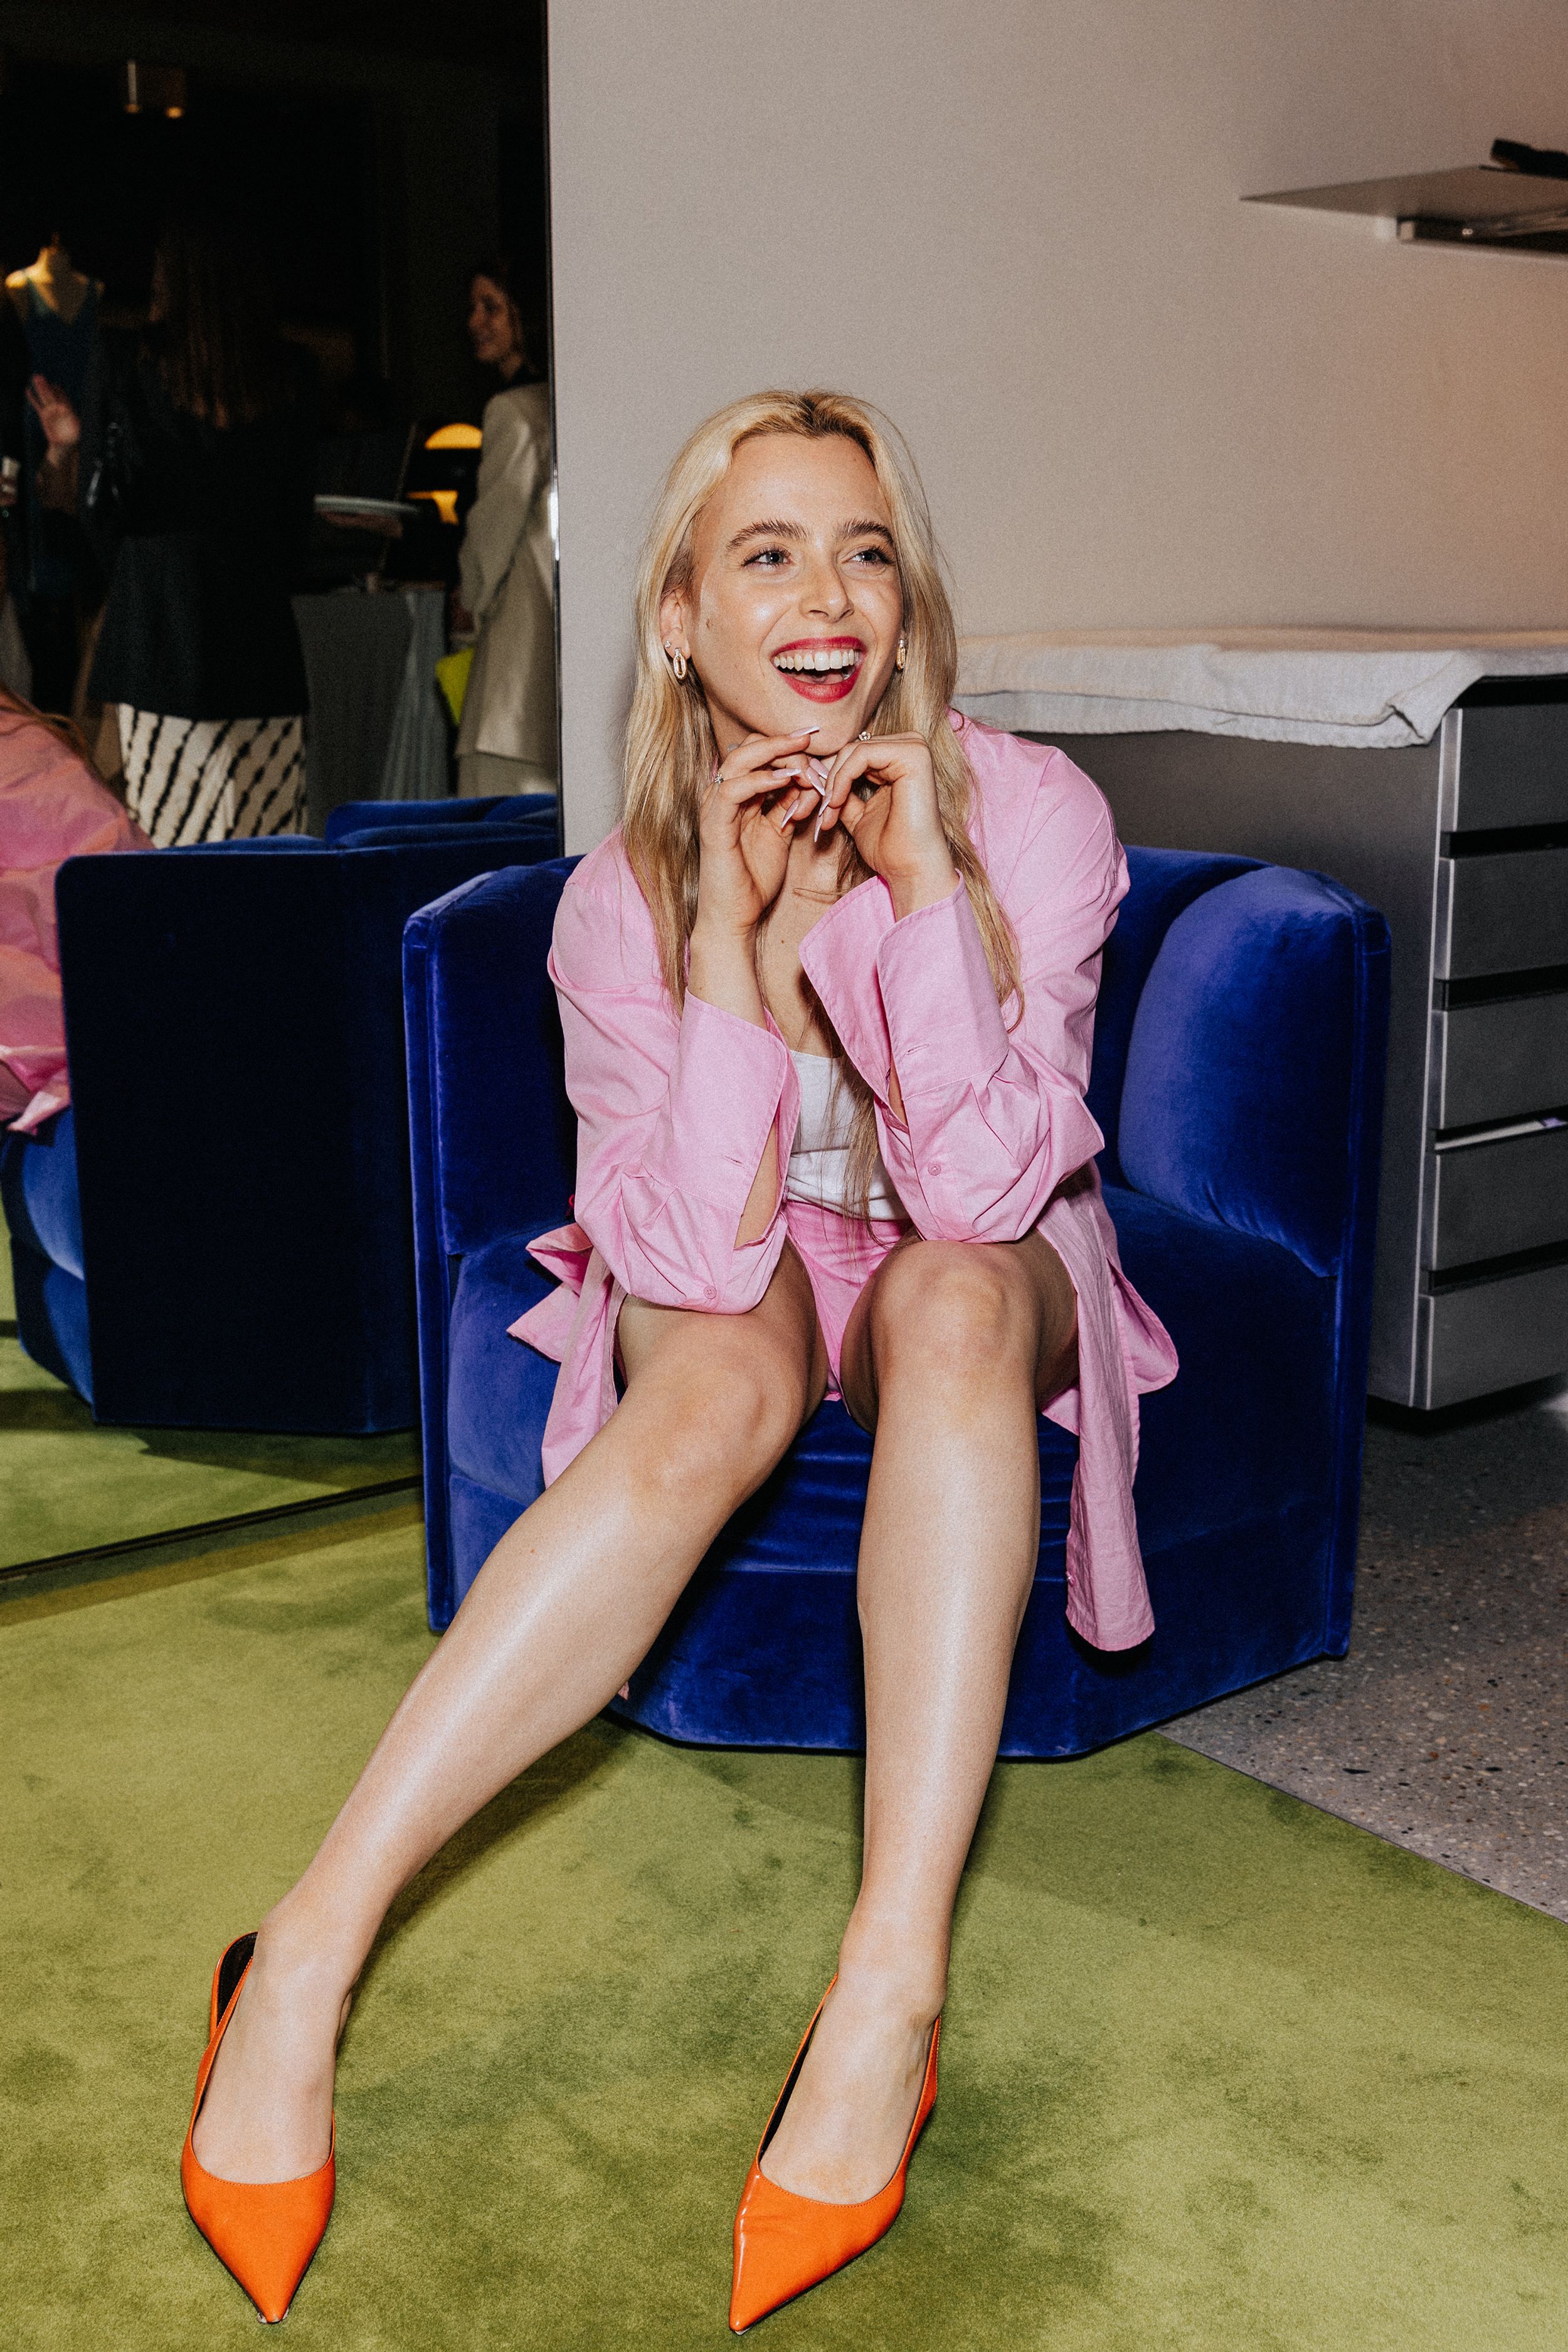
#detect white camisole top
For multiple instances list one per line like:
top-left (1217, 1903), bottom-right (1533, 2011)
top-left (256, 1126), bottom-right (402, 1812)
top-left (785, 1050), bottom-right (907, 1222)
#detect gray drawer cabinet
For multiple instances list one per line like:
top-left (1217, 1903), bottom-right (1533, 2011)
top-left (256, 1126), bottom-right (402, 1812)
top-left (1046, 682), bottom-right (1568, 1408)
top-left (1431, 994), bottom-right (1568, 1129)
top-left (1441, 846), bottom-right (1568, 976)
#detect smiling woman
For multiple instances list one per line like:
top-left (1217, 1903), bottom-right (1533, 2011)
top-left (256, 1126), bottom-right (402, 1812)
top-left (175, 388), bottom-right (1177, 2338)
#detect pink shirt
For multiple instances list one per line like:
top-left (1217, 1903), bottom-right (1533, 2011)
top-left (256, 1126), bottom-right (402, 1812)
top-left (511, 715), bottom-right (1176, 1651)
top-left (0, 701), bottom-right (152, 1134)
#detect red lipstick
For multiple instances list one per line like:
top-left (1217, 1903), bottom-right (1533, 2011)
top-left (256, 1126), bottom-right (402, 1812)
top-left (771, 636), bottom-right (865, 705)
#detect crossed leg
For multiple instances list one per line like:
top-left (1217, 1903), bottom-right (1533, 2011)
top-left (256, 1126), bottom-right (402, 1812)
top-left (759, 1230), bottom-right (1078, 2201)
top-left (191, 1247), bottom-right (827, 2183)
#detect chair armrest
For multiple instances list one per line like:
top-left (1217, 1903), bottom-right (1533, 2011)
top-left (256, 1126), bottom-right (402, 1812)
top-left (403, 856), bottom-right (578, 1258)
top-left (326, 794), bottom-right (558, 843)
top-left (403, 856), bottom-right (577, 1624)
top-left (1117, 865), bottom-right (1391, 1282)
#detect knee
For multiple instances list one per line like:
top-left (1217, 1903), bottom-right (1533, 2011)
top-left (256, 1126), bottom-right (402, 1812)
top-left (870, 1243), bottom-right (1035, 1389)
top-left (645, 1331), bottom-right (806, 1500)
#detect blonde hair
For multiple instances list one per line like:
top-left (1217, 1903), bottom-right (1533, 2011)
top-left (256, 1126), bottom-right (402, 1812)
top-left (622, 389), bottom-right (1020, 1216)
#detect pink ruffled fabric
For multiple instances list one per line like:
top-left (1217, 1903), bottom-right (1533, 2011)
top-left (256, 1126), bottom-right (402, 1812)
top-left (0, 701), bottom-right (152, 1132)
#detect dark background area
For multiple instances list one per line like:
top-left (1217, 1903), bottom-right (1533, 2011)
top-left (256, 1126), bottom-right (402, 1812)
top-left (0, 0), bottom-right (549, 423)
top-left (0, 56), bottom-right (379, 380)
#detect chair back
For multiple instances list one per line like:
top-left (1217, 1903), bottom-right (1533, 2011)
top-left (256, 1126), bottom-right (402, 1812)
top-left (1087, 846), bottom-right (1259, 1183)
top-left (55, 828), bottom-right (562, 1431)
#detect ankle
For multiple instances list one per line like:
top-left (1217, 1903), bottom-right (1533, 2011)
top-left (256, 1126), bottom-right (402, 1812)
top-left (252, 1897), bottom-right (361, 2014)
top-left (834, 1920), bottom-right (947, 2024)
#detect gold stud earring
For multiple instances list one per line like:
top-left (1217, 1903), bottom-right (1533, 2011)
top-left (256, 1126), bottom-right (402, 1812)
top-left (894, 635), bottom-right (907, 672)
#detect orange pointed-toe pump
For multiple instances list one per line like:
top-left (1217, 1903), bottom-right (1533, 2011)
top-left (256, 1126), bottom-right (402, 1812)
top-left (180, 1933), bottom-right (336, 2324)
top-left (729, 1981), bottom-right (940, 2334)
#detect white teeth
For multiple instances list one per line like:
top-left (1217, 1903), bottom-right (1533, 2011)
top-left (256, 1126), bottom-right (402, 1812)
top-left (774, 646), bottom-right (861, 674)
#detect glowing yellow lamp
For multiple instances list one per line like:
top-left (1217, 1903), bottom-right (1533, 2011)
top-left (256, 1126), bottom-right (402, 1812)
top-left (423, 423), bottom-right (484, 451)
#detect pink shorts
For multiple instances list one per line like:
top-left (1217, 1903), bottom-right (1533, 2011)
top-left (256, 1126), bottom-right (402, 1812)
top-left (781, 1197), bottom-right (908, 1397)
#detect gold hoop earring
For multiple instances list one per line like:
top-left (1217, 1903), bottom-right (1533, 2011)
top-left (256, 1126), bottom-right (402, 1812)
top-left (894, 636), bottom-right (907, 672)
top-left (665, 645), bottom-right (689, 683)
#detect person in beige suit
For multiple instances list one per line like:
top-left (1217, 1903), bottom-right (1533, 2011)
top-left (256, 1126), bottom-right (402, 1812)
top-left (452, 263), bottom-right (557, 796)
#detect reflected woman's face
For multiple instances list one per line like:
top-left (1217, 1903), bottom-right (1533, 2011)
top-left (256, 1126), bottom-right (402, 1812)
top-left (468, 276), bottom-right (521, 370)
top-left (662, 433), bottom-right (904, 758)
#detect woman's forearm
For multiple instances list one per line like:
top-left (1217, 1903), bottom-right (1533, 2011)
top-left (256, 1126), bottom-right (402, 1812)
top-left (687, 920), bottom-right (780, 1242)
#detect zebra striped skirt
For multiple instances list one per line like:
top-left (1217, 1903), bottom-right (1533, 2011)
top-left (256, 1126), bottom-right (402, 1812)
top-left (117, 709), bottom-right (307, 846)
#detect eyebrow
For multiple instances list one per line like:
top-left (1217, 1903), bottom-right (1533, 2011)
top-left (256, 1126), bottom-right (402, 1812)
top-left (724, 516), bottom-right (898, 553)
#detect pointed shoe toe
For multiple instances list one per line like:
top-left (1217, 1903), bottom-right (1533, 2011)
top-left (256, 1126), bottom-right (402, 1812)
top-left (728, 1994), bottom-right (940, 2333)
top-left (180, 1934), bottom-right (337, 2324)
top-left (181, 2139), bottom-right (336, 2324)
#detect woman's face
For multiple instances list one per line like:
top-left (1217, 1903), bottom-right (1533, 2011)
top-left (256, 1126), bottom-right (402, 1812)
top-left (468, 276), bottom-right (521, 369)
top-left (664, 432), bottom-right (904, 757)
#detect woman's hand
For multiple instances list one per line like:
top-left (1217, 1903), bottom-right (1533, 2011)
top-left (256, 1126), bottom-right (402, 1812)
top-left (816, 732), bottom-right (958, 919)
top-left (693, 727), bottom-right (823, 944)
top-left (26, 375), bottom-right (80, 468)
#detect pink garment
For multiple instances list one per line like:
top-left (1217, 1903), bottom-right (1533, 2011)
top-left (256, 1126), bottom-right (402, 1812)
top-left (0, 701), bottom-right (152, 1132)
top-left (511, 715), bottom-right (1177, 1652)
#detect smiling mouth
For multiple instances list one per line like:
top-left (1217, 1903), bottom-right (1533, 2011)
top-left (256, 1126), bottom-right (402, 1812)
top-left (772, 641), bottom-right (864, 702)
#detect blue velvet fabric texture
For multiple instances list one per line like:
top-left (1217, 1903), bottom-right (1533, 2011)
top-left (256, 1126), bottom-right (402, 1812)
top-left (1087, 847), bottom-right (1259, 1184)
top-left (0, 1112), bottom-right (93, 1400)
top-left (324, 794), bottom-right (558, 845)
top-left (404, 861), bottom-right (580, 1619)
top-left (33, 826), bottom-right (561, 1434)
top-left (1118, 865), bottom-right (1380, 1279)
top-left (405, 849), bottom-right (1390, 1756)
top-left (337, 820), bottom-right (559, 854)
top-left (9, 1106), bottom-right (83, 1277)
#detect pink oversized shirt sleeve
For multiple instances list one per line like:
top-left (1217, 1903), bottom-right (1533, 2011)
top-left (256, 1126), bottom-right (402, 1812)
top-left (546, 843), bottom-right (800, 1314)
top-left (799, 751), bottom-right (1125, 1242)
top-left (0, 701), bottom-right (152, 1134)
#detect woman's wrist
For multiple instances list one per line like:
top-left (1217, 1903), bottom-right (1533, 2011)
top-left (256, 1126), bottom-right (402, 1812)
top-left (691, 910), bottom-right (758, 960)
top-left (886, 853), bottom-right (960, 923)
top-left (688, 918), bottom-right (767, 1028)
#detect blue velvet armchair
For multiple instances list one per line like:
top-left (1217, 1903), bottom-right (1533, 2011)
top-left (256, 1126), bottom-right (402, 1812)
top-left (405, 847), bottom-right (1389, 1757)
top-left (1, 803), bottom-right (559, 1434)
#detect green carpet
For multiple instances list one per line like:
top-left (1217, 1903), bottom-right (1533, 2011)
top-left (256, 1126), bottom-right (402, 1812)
top-left (3, 1507), bottom-right (1565, 2351)
top-left (0, 1216), bottom-right (418, 1569)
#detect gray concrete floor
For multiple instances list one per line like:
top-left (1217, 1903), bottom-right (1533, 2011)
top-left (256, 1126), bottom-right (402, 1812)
top-left (1163, 1377), bottom-right (1568, 1920)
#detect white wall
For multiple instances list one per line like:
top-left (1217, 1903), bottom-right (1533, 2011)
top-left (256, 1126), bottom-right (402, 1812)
top-left (548, 0), bottom-right (1568, 850)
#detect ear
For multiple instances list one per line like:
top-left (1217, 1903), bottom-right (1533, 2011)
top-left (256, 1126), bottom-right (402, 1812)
top-left (658, 586), bottom-right (687, 656)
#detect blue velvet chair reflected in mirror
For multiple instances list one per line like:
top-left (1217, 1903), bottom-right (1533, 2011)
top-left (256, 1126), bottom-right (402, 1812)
top-left (405, 846), bottom-right (1389, 1758)
top-left (1, 801), bottom-right (560, 1434)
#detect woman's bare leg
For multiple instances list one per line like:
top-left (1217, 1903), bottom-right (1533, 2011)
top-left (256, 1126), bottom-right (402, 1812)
top-left (193, 1248), bottom-right (827, 2184)
top-left (761, 1232), bottom-right (1077, 2201)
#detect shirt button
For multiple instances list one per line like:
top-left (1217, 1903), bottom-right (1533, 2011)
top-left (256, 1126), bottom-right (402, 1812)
top-left (925, 1161), bottom-right (943, 1178)
top-left (702, 1284), bottom-right (718, 1303)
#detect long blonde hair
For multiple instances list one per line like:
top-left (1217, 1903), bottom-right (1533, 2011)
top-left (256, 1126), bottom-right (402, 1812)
top-left (623, 389), bottom-right (1020, 1216)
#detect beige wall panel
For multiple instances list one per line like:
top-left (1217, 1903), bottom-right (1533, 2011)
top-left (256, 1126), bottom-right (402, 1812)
top-left (549, 0), bottom-right (1568, 848)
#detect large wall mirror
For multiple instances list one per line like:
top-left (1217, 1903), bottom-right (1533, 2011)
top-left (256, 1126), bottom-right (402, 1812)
top-left (0, 0), bottom-right (561, 846)
top-left (0, 1), bottom-right (558, 1579)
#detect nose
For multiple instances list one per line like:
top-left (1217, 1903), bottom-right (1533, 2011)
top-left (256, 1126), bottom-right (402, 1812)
top-left (800, 546), bottom-right (850, 620)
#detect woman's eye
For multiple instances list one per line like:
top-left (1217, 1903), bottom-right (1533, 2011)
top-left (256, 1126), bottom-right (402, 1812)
top-left (850, 546), bottom-right (893, 567)
top-left (744, 546), bottom-right (790, 568)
